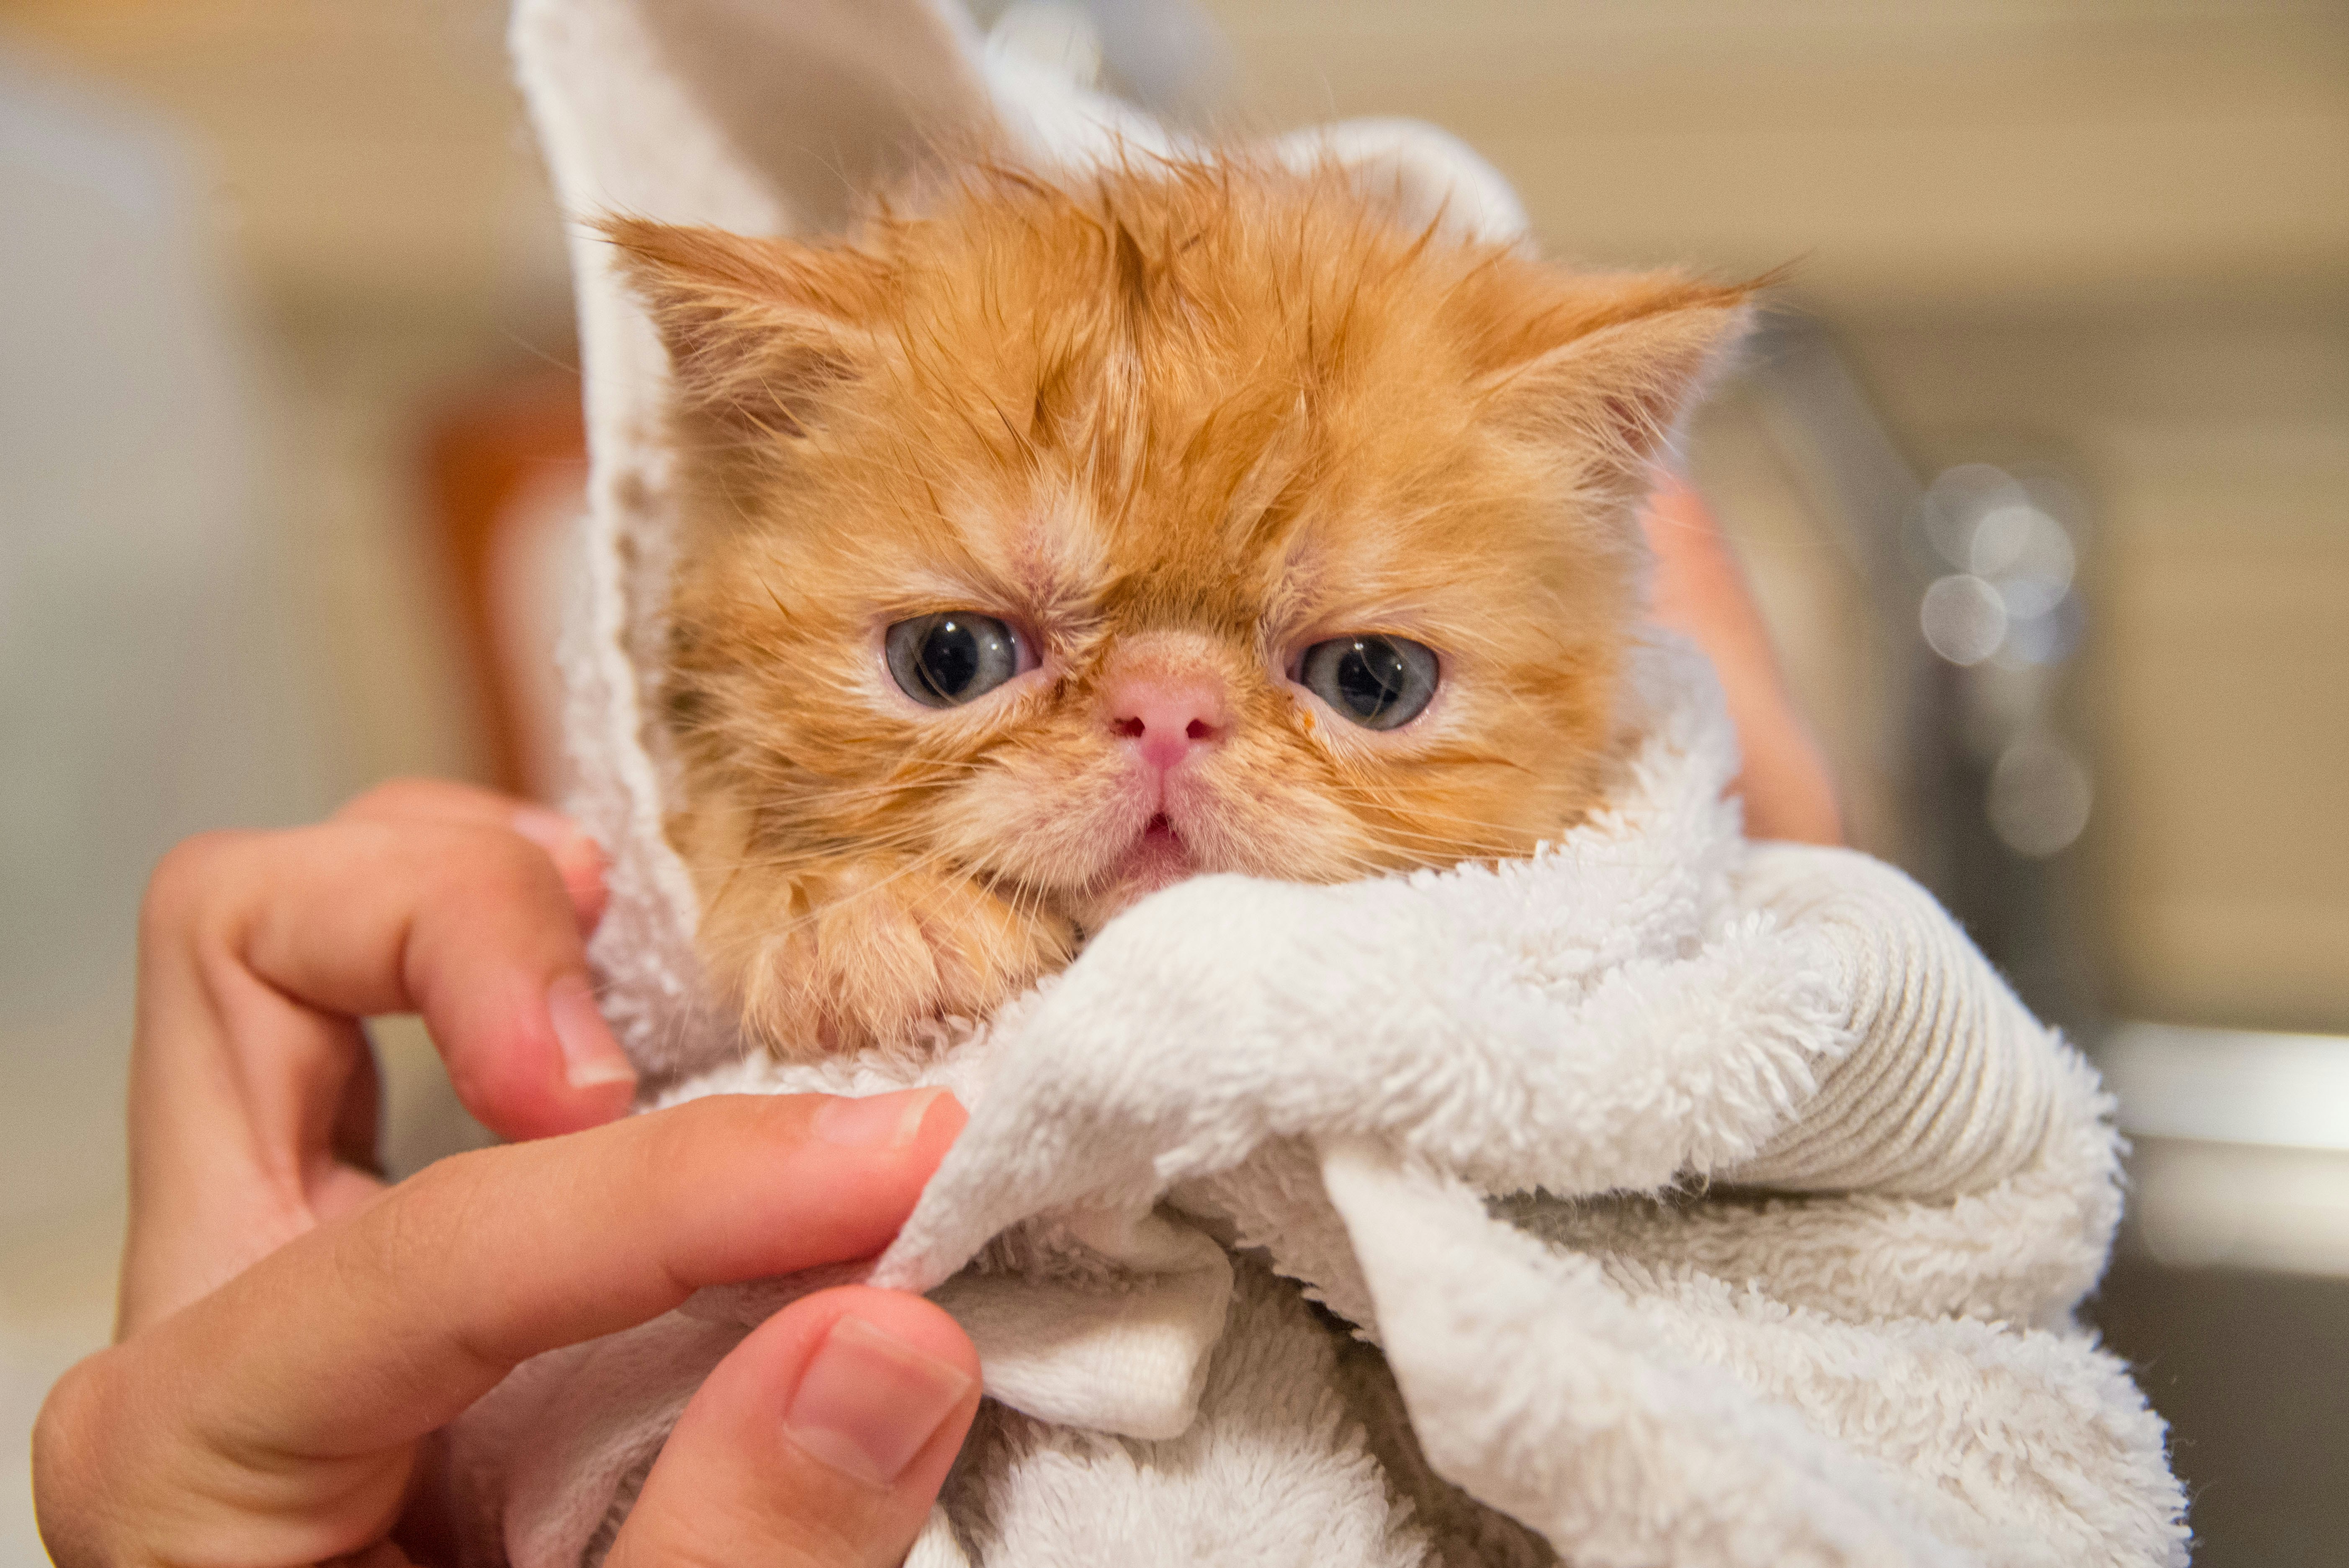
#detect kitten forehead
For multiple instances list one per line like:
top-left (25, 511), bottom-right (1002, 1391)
top-left (916, 413), bottom-right (1585, 655)
top-left (942, 483), bottom-right (1107, 618)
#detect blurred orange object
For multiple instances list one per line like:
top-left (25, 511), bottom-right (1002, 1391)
top-left (423, 371), bottom-right (588, 800)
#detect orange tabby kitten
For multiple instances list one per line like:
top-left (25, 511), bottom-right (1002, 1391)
top-left (605, 159), bottom-right (1749, 1057)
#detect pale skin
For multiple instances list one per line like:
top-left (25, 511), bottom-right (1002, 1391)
top-left (31, 485), bottom-right (1833, 1566)
top-left (33, 780), bottom-right (983, 1568)
top-left (1645, 476), bottom-right (1844, 847)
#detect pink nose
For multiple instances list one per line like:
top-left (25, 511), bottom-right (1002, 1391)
top-left (1106, 676), bottom-right (1227, 772)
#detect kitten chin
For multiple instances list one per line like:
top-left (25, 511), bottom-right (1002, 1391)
top-left (611, 155), bottom-right (1752, 1059)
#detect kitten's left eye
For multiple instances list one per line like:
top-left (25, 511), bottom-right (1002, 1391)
top-left (1297, 635), bottom-right (1440, 730)
top-left (886, 613), bottom-right (1028, 707)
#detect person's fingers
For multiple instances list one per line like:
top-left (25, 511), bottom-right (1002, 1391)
top-left (608, 1287), bottom-right (981, 1568)
top-left (123, 819), bottom-right (642, 1329)
top-left (46, 1091), bottom-right (965, 1568)
top-left (236, 818), bottom-right (638, 1130)
top-left (336, 777), bottom-right (609, 933)
top-left (171, 1090), bottom-right (960, 1455)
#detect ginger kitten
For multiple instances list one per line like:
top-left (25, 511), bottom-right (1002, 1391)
top-left (605, 159), bottom-right (1749, 1058)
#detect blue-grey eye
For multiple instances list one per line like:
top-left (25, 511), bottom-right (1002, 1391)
top-left (886, 613), bottom-right (1026, 707)
top-left (1298, 635), bottom-right (1439, 730)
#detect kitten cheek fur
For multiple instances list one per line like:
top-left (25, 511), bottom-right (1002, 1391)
top-left (605, 157), bottom-right (1752, 1060)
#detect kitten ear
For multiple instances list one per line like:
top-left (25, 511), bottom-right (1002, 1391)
top-left (1477, 278), bottom-right (1753, 499)
top-left (598, 217), bottom-right (894, 438)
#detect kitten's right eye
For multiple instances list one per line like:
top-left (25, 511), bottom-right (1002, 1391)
top-left (885, 613), bottom-right (1027, 707)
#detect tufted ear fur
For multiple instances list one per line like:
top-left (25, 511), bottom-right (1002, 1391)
top-left (1472, 276), bottom-right (1753, 501)
top-left (599, 216), bottom-right (897, 439)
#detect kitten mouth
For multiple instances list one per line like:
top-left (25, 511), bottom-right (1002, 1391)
top-left (1086, 812), bottom-right (1194, 915)
top-left (1128, 812), bottom-right (1188, 873)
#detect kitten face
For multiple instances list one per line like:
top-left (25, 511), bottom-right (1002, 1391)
top-left (610, 161), bottom-right (1747, 1055)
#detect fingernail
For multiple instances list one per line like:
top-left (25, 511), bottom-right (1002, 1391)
top-left (548, 974), bottom-right (637, 1091)
top-left (782, 1316), bottom-right (972, 1488)
top-left (812, 1087), bottom-right (947, 1149)
top-left (511, 804), bottom-right (586, 859)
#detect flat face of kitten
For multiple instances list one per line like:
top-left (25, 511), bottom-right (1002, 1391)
top-left (608, 161), bottom-right (1748, 1056)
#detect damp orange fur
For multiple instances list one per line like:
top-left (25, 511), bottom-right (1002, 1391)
top-left (605, 157), bottom-right (1751, 1057)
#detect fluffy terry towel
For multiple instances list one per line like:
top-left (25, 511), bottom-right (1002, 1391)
top-left (454, 2), bottom-right (2189, 1563)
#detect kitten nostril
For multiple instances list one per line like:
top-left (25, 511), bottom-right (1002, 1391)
top-left (1106, 682), bottom-right (1226, 760)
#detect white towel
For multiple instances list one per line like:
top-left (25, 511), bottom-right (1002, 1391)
top-left (452, 3), bottom-right (2189, 1563)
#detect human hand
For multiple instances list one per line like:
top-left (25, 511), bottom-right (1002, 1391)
top-left (1643, 477), bottom-right (1845, 846)
top-left (34, 781), bottom-right (982, 1567)
top-left (108, 778), bottom-right (635, 1334)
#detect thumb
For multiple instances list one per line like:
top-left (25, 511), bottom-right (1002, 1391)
top-left (606, 1286), bottom-right (980, 1568)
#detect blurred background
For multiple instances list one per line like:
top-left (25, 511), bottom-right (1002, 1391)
top-left (1, 0), bottom-right (2342, 1560)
